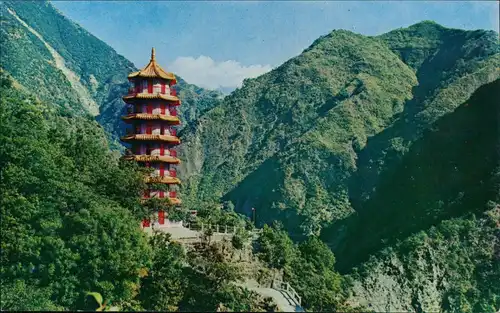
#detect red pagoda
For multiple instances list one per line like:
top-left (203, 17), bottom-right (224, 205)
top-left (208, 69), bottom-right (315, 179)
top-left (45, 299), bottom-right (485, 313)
top-left (121, 47), bottom-right (181, 228)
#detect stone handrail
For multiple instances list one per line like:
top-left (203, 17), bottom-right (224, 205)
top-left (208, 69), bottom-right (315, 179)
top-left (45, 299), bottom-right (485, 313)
top-left (272, 278), bottom-right (302, 307)
top-left (185, 222), bottom-right (262, 235)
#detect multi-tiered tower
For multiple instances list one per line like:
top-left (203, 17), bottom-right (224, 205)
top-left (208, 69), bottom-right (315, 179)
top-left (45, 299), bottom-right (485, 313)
top-left (121, 48), bottom-right (181, 228)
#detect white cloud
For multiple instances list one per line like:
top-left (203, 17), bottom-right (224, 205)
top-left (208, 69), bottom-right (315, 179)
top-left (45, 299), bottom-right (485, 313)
top-left (169, 55), bottom-right (272, 90)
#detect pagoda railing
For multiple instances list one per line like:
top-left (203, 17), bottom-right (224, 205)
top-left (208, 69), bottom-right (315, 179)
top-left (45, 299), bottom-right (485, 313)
top-left (127, 88), bottom-right (177, 97)
top-left (183, 223), bottom-right (262, 235)
top-left (125, 149), bottom-right (178, 158)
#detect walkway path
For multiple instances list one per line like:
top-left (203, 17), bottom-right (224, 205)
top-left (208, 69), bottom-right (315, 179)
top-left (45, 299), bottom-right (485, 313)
top-left (234, 279), bottom-right (297, 312)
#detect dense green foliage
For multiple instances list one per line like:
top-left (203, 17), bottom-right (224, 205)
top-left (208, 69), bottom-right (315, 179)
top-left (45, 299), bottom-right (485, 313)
top-left (331, 79), bottom-right (500, 270)
top-left (335, 79), bottom-right (500, 312)
top-left (256, 224), bottom-right (353, 311)
top-left (349, 208), bottom-right (500, 313)
top-left (0, 71), bottom-right (277, 312)
top-left (0, 71), bottom-right (152, 309)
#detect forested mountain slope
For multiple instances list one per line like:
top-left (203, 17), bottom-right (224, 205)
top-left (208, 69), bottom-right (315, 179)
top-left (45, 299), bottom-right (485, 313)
top-left (330, 79), bottom-right (500, 270)
top-left (344, 82), bottom-right (499, 313)
top-left (0, 0), bottom-right (222, 147)
top-left (179, 21), bottom-right (499, 239)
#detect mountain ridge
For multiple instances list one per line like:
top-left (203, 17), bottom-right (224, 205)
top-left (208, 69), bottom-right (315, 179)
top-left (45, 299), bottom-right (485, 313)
top-left (178, 20), bottom-right (498, 238)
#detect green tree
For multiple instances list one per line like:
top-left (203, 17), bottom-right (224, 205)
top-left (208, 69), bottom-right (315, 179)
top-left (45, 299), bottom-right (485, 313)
top-left (138, 232), bottom-right (188, 311)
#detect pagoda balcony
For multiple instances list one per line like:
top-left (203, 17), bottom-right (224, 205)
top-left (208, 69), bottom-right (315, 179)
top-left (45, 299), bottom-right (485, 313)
top-left (128, 87), bottom-right (177, 96)
top-left (140, 196), bottom-right (182, 205)
top-left (145, 176), bottom-right (181, 184)
top-left (123, 154), bottom-right (181, 164)
top-left (121, 113), bottom-right (180, 124)
top-left (121, 133), bottom-right (180, 144)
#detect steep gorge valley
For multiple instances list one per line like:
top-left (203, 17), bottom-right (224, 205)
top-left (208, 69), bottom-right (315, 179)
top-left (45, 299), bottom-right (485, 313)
top-left (1, 1), bottom-right (499, 312)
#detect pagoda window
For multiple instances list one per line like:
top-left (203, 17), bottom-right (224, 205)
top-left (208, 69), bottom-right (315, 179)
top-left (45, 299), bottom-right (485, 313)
top-left (147, 80), bottom-right (153, 93)
top-left (154, 125), bottom-right (162, 135)
top-left (161, 104), bottom-right (166, 114)
top-left (147, 104), bottom-right (153, 114)
top-left (135, 80), bottom-right (141, 93)
top-left (158, 211), bottom-right (165, 225)
top-left (142, 219), bottom-right (150, 227)
top-left (161, 82), bottom-right (166, 94)
top-left (142, 80), bottom-right (148, 93)
top-left (159, 190), bottom-right (165, 198)
top-left (159, 163), bottom-right (165, 176)
top-left (146, 124), bottom-right (152, 135)
top-left (160, 144), bottom-right (165, 156)
top-left (153, 79), bottom-right (160, 93)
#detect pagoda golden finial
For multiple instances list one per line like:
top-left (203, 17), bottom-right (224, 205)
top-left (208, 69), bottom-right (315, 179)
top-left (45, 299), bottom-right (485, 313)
top-left (151, 47), bottom-right (156, 61)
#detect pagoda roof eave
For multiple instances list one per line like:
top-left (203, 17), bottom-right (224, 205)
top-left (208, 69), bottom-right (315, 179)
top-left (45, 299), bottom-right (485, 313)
top-left (122, 93), bottom-right (181, 104)
top-left (128, 48), bottom-right (176, 80)
top-left (120, 134), bottom-right (181, 144)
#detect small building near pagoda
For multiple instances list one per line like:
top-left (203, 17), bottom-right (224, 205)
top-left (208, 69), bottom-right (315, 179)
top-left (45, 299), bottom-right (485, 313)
top-left (121, 47), bottom-right (182, 228)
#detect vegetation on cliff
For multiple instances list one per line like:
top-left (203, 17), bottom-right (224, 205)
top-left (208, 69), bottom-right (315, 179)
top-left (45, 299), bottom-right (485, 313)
top-left (1, 1), bottom-right (499, 311)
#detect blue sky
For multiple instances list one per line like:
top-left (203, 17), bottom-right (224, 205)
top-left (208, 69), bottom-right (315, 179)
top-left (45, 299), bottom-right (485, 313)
top-left (53, 1), bottom-right (499, 90)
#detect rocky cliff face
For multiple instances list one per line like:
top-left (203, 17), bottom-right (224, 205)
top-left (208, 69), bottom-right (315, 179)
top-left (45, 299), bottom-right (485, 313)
top-left (343, 79), bottom-right (500, 312)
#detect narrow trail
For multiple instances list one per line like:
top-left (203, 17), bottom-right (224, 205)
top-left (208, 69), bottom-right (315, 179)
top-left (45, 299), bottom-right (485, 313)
top-left (7, 7), bottom-right (99, 116)
top-left (234, 279), bottom-right (297, 312)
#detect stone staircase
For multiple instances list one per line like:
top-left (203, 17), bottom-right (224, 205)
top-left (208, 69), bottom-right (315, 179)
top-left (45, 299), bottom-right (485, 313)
top-left (145, 223), bottom-right (303, 311)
